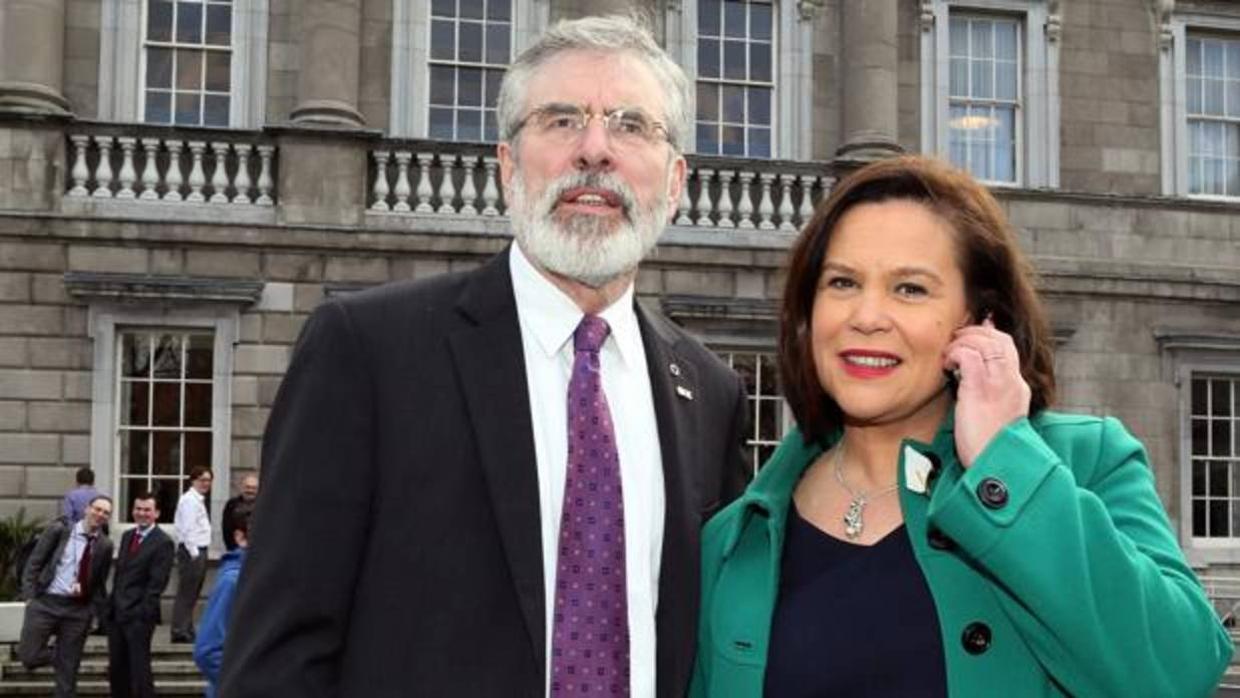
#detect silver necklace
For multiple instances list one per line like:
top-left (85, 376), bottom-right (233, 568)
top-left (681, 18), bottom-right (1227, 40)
top-left (832, 442), bottom-right (898, 540)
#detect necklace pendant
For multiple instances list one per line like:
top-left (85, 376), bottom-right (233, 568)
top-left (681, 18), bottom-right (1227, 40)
top-left (843, 496), bottom-right (866, 539)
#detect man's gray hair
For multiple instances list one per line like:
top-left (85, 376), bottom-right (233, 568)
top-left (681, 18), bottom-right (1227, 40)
top-left (497, 14), bottom-right (692, 152)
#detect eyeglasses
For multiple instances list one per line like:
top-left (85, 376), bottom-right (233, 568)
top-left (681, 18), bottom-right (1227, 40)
top-left (511, 103), bottom-right (672, 147)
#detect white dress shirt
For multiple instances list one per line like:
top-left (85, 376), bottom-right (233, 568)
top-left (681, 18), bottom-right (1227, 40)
top-left (509, 243), bottom-right (665, 698)
top-left (174, 487), bottom-right (211, 556)
top-left (48, 520), bottom-right (92, 596)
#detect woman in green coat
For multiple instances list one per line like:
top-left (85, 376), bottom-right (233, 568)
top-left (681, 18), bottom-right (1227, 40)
top-left (692, 156), bottom-right (1231, 697)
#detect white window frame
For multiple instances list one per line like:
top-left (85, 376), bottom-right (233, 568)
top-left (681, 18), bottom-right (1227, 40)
top-left (1161, 12), bottom-right (1240, 199)
top-left (714, 346), bottom-right (795, 478)
top-left (137, 0), bottom-right (235, 127)
top-left (99, 0), bottom-right (269, 128)
top-left (920, 0), bottom-right (1060, 188)
top-left (390, 0), bottom-right (547, 138)
top-left (668, 0), bottom-right (816, 160)
top-left (87, 305), bottom-right (238, 551)
top-left (692, 0), bottom-right (777, 159)
top-left (1185, 372), bottom-right (1240, 545)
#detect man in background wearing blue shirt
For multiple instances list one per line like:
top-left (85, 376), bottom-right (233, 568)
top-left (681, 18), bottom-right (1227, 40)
top-left (194, 499), bottom-right (252, 698)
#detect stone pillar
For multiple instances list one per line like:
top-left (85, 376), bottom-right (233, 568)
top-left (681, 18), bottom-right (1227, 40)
top-left (290, 0), bottom-right (366, 126)
top-left (0, 0), bottom-right (71, 114)
top-left (834, 0), bottom-right (902, 167)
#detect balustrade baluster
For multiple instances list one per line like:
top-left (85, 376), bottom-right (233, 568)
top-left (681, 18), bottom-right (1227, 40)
top-left (797, 174), bottom-right (816, 226)
top-left (675, 168), bottom-right (693, 225)
top-left (716, 169), bottom-right (736, 228)
top-left (255, 145), bottom-right (274, 205)
top-left (757, 172), bottom-right (776, 230)
top-left (186, 141), bottom-right (207, 202)
top-left (695, 168), bottom-right (715, 227)
top-left (459, 155), bottom-right (479, 215)
top-left (67, 135), bottom-right (90, 197)
top-left (139, 138), bottom-right (161, 200)
top-left (232, 144), bottom-right (253, 204)
top-left (414, 153), bottom-right (434, 212)
top-left (92, 136), bottom-right (114, 198)
top-left (116, 137), bottom-right (137, 198)
top-left (481, 157), bottom-right (500, 216)
top-left (394, 151), bottom-right (414, 212)
top-left (736, 170), bottom-right (756, 229)
top-left (209, 142), bottom-right (231, 202)
top-left (370, 150), bottom-right (391, 211)
top-left (777, 173), bottom-right (795, 231)
top-left (437, 154), bottom-right (458, 213)
top-left (164, 140), bottom-right (185, 201)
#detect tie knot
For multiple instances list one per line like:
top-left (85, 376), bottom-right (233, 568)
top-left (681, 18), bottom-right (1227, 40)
top-left (574, 315), bottom-right (610, 354)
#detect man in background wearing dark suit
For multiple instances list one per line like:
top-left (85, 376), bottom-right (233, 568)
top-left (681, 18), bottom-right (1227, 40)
top-left (107, 492), bottom-right (175, 698)
top-left (221, 14), bottom-right (749, 698)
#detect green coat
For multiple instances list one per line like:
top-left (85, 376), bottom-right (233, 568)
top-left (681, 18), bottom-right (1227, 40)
top-left (692, 411), bottom-right (1232, 697)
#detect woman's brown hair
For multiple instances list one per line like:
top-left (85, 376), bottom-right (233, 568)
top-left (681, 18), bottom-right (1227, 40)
top-left (778, 155), bottom-right (1056, 445)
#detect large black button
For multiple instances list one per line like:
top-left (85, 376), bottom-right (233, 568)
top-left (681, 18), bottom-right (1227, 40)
top-left (927, 527), bottom-right (955, 551)
top-left (961, 622), bottom-right (992, 655)
top-left (976, 477), bottom-right (1009, 509)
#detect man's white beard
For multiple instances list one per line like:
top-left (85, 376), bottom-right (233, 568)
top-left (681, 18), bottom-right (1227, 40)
top-left (508, 168), bottom-right (670, 289)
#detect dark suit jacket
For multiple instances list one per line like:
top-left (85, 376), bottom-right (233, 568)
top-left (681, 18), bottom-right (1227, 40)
top-left (221, 248), bottom-right (749, 697)
top-left (22, 517), bottom-right (114, 620)
top-left (109, 526), bottom-right (174, 625)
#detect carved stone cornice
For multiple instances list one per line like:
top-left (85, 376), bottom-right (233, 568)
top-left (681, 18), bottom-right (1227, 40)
top-left (64, 272), bottom-right (264, 305)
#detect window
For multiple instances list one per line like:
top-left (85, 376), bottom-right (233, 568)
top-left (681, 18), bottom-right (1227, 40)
top-left (948, 15), bottom-right (1020, 183)
top-left (1190, 376), bottom-right (1239, 539)
top-left (99, 0), bottom-right (267, 127)
top-left (1185, 36), bottom-right (1240, 196)
top-left (695, 0), bottom-right (774, 157)
top-left (921, 0), bottom-right (1059, 187)
top-left (427, 0), bottom-right (512, 142)
top-left (116, 330), bottom-right (216, 521)
top-left (140, 0), bottom-right (233, 126)
top-left (718, 350), bottom-right (789, 475)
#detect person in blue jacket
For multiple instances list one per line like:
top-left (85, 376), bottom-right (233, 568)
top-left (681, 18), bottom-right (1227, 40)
top-left (193, 500), bottom-right (252, 698)
top-left (693, 155), bottom-right (1232, 697)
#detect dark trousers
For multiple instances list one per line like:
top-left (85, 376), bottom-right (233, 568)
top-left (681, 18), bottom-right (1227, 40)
top-left (17, 594), bottom-right (92, 698)
top-left (171, 545), bottom-right (207, 639)
top-left (108, 619), bottom-right (156, 698)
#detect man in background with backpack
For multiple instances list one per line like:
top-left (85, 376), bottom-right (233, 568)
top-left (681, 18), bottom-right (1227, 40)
top-left (17, 495), bottom-right (114, 698)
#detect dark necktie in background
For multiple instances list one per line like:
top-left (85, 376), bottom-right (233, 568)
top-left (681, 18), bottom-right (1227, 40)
top-left (77, 535), bottom-right (93, 599)
top-left (550, 315), bottom-right (630, 696)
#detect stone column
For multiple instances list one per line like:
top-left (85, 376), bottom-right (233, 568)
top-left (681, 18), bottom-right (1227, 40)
top-left (290, 0), bottom-right (366, 126)
top-left (0, 0), bottom-right (71, 114)
top-left (834, 0), bottom-right (902, 166)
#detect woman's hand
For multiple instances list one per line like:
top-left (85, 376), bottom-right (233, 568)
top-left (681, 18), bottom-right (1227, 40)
top-left (944, 317), bottom-right (1031, 468)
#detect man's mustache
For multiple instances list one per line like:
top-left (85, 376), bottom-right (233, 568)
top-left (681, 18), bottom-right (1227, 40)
top-left (541, 172), bottom-right (636, 220)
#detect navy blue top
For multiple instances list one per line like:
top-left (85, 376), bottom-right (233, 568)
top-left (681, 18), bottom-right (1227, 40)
top-left (763, 503), bottom-right (948, 697)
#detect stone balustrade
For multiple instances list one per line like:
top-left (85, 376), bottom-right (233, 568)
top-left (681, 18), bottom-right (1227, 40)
top-left (64, 123), bottom-right (277, 205)
top-left (367, 139), bottom-right (833, 232)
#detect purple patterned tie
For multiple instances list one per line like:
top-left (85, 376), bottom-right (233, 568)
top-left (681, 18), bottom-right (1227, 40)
top-left (550, 315), bottom-right (629, 696)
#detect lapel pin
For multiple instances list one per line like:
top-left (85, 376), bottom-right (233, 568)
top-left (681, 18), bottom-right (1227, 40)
top-left (675, 385), bottom-right (694, 401)
top-left (904, 445), bottom-right (933, 495)
top-left (669, 362), bottom-right (682, 377)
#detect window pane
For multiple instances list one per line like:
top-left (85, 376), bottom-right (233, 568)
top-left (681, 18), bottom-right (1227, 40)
top-left (1210, 499), bottom-right (1229, 537)
top-left (430, 65), bottom-right (454, 106)
top-left (431, 0), bottom-right (454, 17)
top-left (177, 49), bottom-right (204, 90)
top-left (748, 127), bottom-right (770, 158)
top-left (950, 57), bottom-right (967, 98)
top-left (697, 123), bottom-right (719, 154)
top-left (152, 431), bottom-right (182, 477)
top-left (1193, 418), bottom-right (1209, 455)
top-left (1194, 377), bottom-right (1209, 414)
top-left (431, 20), bottom-right (455, 60)
top-left (1210, 460), bottom-right (1229, 496)
top-left (205, 4), bottom-right (231, 46)
top-left (205, 52), bottom-right (230, 91)
top-left (185, 383), bottom-right (212, 427)
top-left (697, 83), bottom-right (719, 122)
top-left (751, 2), bottom-right (771, 41)
top-left (459, 21), bottom-right (483, 62)
top-left (1193, 499), bottom-right (1206, 536)
top-left (949, 17), bottom-right (968, 57)
top-left (122, 381), bottom-right (150, 426)
top-left (1214, 421), bottom-right (1232, 456)
top-left (122, 430), bottom-right (151, 476)
top-left (487, 0), bottom-right (511, 21)
top-left (203, 94), bottom-right (229, 126)
top-left (971, 19), bottom-right (992, 59)
top-left (1188, 76), bottom-right (1202, 115)
top-left (747, 87), bottom-right (770, 125)
top-left (700, 0), bottom-right (721, 35)
top-left (1194, 459), bottom-right (1207, 496)
top-left (145, 90), bottom-right (172, 123)
top-left (1188, 38), bottom-right (1203, 76)
top-left (971, 59), bottom-right (993, 99)
top-left (147, 47), bottom-right (173, 89)
top-left (458, 67), bottom-right (482, 106)
top-left (723, 0), bottom-right (746, 38)
top-left (174, 92), bottom-right (200, 125)
top-left (1228, 81), bottom-right (1240, 119)
top-left (459, 0), bottom-right (483, 20)
top-left (484, 69), bottom-right (503, 108)
top-left (996, 60), bottom-right (1017, 101)
top-left (1206, 40), bottom-right (1225, 78)
top-left (698, 39), bottom-right (720, 79)
top-left (722, 84), bottom-right (744, 123)
top-left (723, 40), bottom-right (746, 81)
top-left (1213, 380), bottom-right (1233, 416)
top-left (176, 1), bottom-right (203, 43)
top-left (750, 43), bottom-right (770, 82)
top-left (1205, 78), bottom-right (1225, 116)
top-left (721, 125), bottom-right (744, 155)
top-left (457, 109), bottom-right (482, 141)
top-left (148, 0), bottom-right (174, 42)
top-left (152, 382), bottom-right (182, 426)
top-left (995, 21), bottom-right (1017, 61)
top-left (185, 432), bottom-right (212, 474)
top-left (429, 107), bottom-right (454, 139)
top-left (486, 23), bottom-right (509, 64)
top-left (994, 107), bottom-right (1015, 182)
top-left (484, 110), bottom-right (499, 142)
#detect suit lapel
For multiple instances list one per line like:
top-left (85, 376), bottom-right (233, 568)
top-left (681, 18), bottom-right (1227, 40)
top-left (447, 248), bottom-right (546, 677)
top-left (637, 303), bottom-right (703, 698)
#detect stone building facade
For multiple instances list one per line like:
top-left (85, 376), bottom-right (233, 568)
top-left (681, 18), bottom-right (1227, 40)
top-left (0, 0), bottom-right (1238, 573)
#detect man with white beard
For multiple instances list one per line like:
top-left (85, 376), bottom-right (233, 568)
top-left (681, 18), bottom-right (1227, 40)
top-left (220, 14), bottom-right (749, 698)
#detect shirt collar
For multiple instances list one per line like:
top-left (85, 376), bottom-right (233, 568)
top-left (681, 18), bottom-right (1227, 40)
top-left (509, 242), bottom-right (643, 369)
